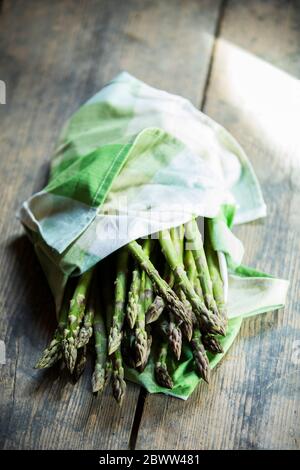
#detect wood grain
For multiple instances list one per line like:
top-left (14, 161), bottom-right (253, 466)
top-left (0, 0), bottom-right (221, 449)
top-left (136, 0), bottom-right (300, 450)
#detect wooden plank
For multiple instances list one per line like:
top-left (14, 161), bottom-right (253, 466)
top-left (136, 0), bottom-right (300, 450)
top-left (0, 0), bottom-right (221, 449)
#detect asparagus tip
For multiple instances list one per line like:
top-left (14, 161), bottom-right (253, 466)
top-left (135, 329), bottom-right (148, 367)
top-left (34, 335), bottom-right (62, 369)
top-left (92, 364), bottom-right (106, 393)
top-left (63, 339), bottom-right (77, 374)
top-left (112, 375), bottom-right (126, 405)
top-left (138, 335), bottom-right (152, 372)
top-left (155, 364), bottom-right (174, 389)
top-left (76, 326), bottom-right (93, 349)
top-left (202, 335), bottom-right (224, 354)
top-left (108, 332), bottom-right (122, 356)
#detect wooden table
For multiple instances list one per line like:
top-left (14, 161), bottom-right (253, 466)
top-left (0, 0), bottom-right (299, 450)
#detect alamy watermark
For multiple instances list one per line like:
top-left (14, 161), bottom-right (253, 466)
top-left (95, 195), bottom-right (204, 248)
top-left (0, 80), bottom-right (6, 104)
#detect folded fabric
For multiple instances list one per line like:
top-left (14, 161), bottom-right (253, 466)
top-left (19, 72), bottom-right (288, 398)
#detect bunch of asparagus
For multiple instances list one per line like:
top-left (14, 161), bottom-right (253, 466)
top-left (35, 218), bottom-right (227, 404)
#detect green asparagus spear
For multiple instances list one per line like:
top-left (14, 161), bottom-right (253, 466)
top-left (100, 280), bottom-right (114, 386)
top-left (135, 239), bottom-right (151, 367)
top-left (144, 274), bottom-right (154, 312)
top-left (181, 250), bottom-right (198, 339)
top-left (112, 349), bottom-right (126, 404)
top-left (191, 327), bottom-right (210, 383)
top-left (105, 254), bottom-right (127, 404)
top-left (194, 274), bottom-right (223, 354)
top-left (34, 337), bottom-right (62, 369)
top-left (171, 225), bottom-right (193, 342)
top-left (35, 282), bottom-right (74, 369)
top-left (91, 292), bottom-right (107, 394)
top-left (159, 229), bottom-right (224, 335)
top-left (145, 261), bottom-right (173, 324)
top-left (155, 340), bottom-right (174, 389)
top-left (128, 240), bottom-right (192, 328)
top-left (76, 304), bottom-right (94, 349)
top-left (201, 334), bottom-right (223, 354)
top-left (145, 294), bottom-right (165, 324)
top-left (139, 329), bottom-right (152, 372)
top-left (177, 288), bottom-right (194, 341)
top-left (108, 249), bottom-right (129, 355)
top-left (160, 313), bottom-right (182, 360)
top-left (63, 269), bottom-right (94, 373)
top-left (126, 266), bottom-right (141, 329)
top-left (184, 247), bottom-right (197, 284)
top-left (204, 220), bottom-right (227, 325)
top-left (185, 248), bottom-right (223, 353)
top-left (170, 225), bottom-right (184, 257)
top-left (143, 240), bottom-right (154, 312)
top-left (185, 219), bottom-right (219, 316)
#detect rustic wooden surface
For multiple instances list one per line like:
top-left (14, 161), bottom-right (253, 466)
top-left (0, 0), bottom-right (299, 450)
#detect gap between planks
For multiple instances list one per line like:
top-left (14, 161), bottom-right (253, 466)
top-left (128, 0), bottom-right (228, 450)
top-left (200, 0), bottom-right (227, 110)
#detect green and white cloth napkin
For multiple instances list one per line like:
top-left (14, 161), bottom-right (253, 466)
top-left (19, 72), bottom-right (288, 399)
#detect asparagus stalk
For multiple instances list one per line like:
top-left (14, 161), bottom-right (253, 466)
top-left (108, 249), bottom-right (128, 355)
top-left (184, 247), bottom-right (197, 284)
top-left (194, 269), bottom-right (223, 354)
top-left (103, 295), bottom-right (114, 386)
top-left (145, 261), bottom-right (173, 324)
top-left (177, 288), bottom-right (194, 341)
top-left (105, 254), bottom-right (127, 404)
top-left (204, 220), bottom-right (228, 325)
top-left (186, 248), bottom-right (223, 354)
top-left (128, 240), bottom-right (192, 328)
top-left (170, 225), bottom-right (184, 257)
top-left (91, 292), bottom-right (107, 394)
top-left (159, 226), bottom-right (185, 351)
top-left (76, 303), bottom-right (94, 349)
top-left (159, 229), bottom-right (224, 335)
top-left (144, 274), bottom-right (154, 312)
top-left (160, 314), bottom-right (182, 360)
top-left (112, 349), bottom-right (126, 404)
top-left (100, 298), bottom-right (113, 387)
top-left (185, 219), bottom-right (220, 316)
top-left (34, 339), bottom-right (62, 369)
top-left (171, 225), bottom-right (193, 342)
top-left (126, 266), bottom-right (141, 329)
top-left (191, 327), bottom-right (210, 383)
top-left (35, 282), bottom-right (74, 369)
top-left (63, 269), bottom-right (94, 373)
top-left (135, 239), bottom-right (151, 367)
top-left (143, 240), bottom-right (155, 312)
top-left (202, 334), bottom-right (223, 354)
top-left (139, 329), bottom-right (152, 372)
top-left (155, 340), bottom-right (173, 389)
top-left (145, 294), bottom-right (165, 324)
top-left (182, 250), bottom-right (198, 338)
